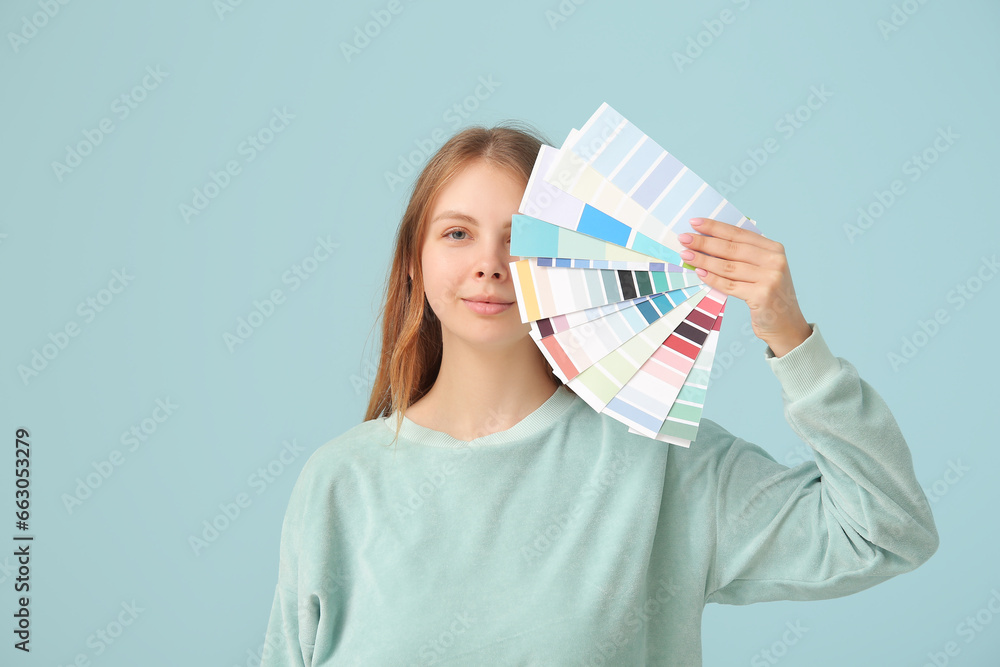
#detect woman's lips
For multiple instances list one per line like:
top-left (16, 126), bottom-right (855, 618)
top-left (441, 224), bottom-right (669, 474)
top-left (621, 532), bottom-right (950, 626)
top-left (463, 299), bottom-right (513, 315)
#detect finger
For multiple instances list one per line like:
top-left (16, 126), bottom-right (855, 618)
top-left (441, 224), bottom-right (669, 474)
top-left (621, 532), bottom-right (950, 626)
top-left (693, 266), bottom-right (752, 302)
top-left (688, 217), bottom-right (781, 253)
top-left (678, 231), bottom-right (775, 266)
top-left (680, 247), bottom-right (766, 284)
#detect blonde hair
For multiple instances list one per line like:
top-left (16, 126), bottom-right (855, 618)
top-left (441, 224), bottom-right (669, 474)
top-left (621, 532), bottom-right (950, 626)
top-left (362, 121), bottom-right (561, 447)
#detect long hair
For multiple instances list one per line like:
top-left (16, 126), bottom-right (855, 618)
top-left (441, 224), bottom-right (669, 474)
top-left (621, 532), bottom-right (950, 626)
top-left (363, 120), bottom-right (560, 448)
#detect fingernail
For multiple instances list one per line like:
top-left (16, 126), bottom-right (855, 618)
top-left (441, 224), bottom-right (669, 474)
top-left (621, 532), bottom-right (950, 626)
top-left (678, 233), bottom-right (693, 244)
top-left (690, 218), bottom-right (703, 226)
top-left (695, 268), bottom-right (708, 277)
top-left (680, 250), bottom-right (694, 260)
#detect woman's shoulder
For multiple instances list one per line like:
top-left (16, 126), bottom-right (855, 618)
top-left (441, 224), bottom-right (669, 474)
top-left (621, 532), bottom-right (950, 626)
top-left (293, 416), bottom-right (393, 485)
top-left (318, 415), bottom-right (393, 456)
top-left (659, 417), bottom-right (744, 475)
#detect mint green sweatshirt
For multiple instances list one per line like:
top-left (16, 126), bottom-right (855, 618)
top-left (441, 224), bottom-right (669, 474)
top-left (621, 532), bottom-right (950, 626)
top-left (261, 324), bottom-right (938, 666)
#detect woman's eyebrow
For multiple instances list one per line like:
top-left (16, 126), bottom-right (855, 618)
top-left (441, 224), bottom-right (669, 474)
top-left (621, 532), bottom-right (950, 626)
top-left (430, 210), bottom-right (512, 229)
top-left (431, 210), bottom-right (477, 225)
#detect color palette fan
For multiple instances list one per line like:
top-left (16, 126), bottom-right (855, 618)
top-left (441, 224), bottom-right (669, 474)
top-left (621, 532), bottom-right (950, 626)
top-left (509, 102), bottom-right (761, 447)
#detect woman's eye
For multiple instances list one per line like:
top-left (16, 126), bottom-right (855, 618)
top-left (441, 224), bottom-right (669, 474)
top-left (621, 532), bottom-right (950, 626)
top-left (446, 229), bottom-right (468, 241)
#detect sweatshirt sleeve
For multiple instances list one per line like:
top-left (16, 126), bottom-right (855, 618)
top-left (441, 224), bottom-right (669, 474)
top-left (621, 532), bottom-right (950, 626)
top-left (704, 324), bottom-right (940, 605)
top-left (262, 583), bottom-right (310, 667)
top-left (261, 460), bottom-right (320, 667)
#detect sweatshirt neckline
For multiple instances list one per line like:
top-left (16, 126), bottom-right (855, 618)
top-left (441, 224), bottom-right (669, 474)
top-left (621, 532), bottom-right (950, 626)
top-left (383, 384), bottom-right (577, 448)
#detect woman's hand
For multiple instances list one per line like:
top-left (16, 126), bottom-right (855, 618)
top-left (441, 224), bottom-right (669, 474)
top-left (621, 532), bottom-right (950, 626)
top-left (678, 217), bottom-right (813, 358)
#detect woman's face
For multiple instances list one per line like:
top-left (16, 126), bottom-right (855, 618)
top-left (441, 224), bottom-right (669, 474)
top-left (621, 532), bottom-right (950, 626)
top-left (414, 158), bottom-right (530, 352)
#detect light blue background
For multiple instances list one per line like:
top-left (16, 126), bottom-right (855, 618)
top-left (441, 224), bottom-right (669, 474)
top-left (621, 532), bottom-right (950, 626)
top-left (2, 0), bottom-right (998, 665)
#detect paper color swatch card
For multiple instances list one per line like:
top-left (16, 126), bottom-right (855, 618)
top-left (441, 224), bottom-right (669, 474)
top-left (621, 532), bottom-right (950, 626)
top-left (510, 102), bottom-right (760, 446)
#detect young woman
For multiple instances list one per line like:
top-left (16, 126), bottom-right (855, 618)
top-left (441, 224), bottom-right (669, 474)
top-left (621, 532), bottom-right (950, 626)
top-left (261, 123), bottom-right (939, 666)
